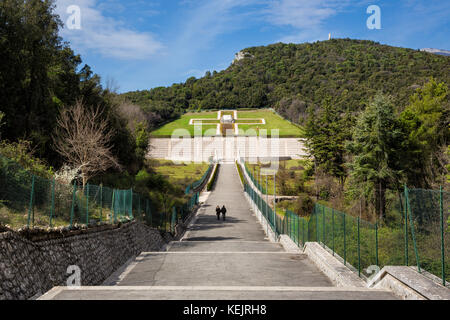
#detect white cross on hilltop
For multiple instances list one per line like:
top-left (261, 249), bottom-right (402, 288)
top-left (189, 110), bottom-right (265, 135)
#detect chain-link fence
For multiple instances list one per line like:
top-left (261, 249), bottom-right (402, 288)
top-left (243, 162), bottom-right (267, 194)
top-left (0, 154), bottom-right (202, 234)
top-left (185, 161), bottom-right (214, 194)
top-left (283, 209), bottom-right (308, 247)
top-left (406, 187), bottom-right (449, 285)
top-left (242, 165), bottom-right (448, 284)
top-left (307, 204), bottom-right (378, 278)
top-left (244, 183), bottom-right (283, 237)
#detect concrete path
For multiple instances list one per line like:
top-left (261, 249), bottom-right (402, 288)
top-left (39, 164), bottom-right (397, 300)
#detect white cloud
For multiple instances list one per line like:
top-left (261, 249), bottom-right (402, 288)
top-left (264, 0), bottom-right (352, 42)
top-left (173, 0), bottom-right (353, 52)
top-left (55, 0), bottom-right (163, 60)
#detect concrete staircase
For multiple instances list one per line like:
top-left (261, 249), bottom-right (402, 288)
top-left (148, 137), bottom-right (308, 161)
top-left (39, 164), bottom-right (397, 300)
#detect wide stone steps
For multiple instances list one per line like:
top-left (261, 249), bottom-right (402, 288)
top-left (38, 164), bottom-right (398, 300)
top-left (148, 138), bottom-right (307, 160)
top-left (39, 285), bottom-right (396, 300)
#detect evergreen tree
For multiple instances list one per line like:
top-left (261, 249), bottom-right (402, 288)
top-left (305, 98), bottom-right (348, 185)
top-left (346, 93), bottom-right (405, 220)
top-left (399, 78), bottom-right (450, 187)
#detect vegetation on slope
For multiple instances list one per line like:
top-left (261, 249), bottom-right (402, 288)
top-left (122, 39), bottom-right (450, 126)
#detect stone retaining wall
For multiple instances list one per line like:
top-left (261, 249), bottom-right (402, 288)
top-left (0, 221), bottom-right (166, 300)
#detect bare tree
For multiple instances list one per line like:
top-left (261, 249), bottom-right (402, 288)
top-left (53, 100), bottom-right (121, 188)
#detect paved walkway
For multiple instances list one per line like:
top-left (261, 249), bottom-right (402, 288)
top-left (40, 164), bottom-right (397, 300)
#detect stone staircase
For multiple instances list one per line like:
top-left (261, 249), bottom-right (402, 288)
top-left (38, 164), bottom-right (397, 300)
top-left (148, 137), bottom-right (308, 161)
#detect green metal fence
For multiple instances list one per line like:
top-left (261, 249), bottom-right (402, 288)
top-left (185, 162), bottom-right (214, 194)
top-left (307, 204), bottom-right (379, 278)
top-left (283, 209), bottom-right (309, 247)
top-left (244, 183), bottom-right (284, 237)
top-left (242, 163), bottom-right (449, 284)
top-left (404, 186), bottom-right (449, 285)
top-left (243, 162), bottom-right (266, 194)
top-left (0, 154), bottom-right (202, 233)
top-left (178, 192), bottom-right (199, 223)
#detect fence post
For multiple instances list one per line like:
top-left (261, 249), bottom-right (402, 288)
top-left (288, 213), bottom-right (291, 240)
top-left (112, 190), bottom-right (117, 223)
top-left (439, 186), bottom-right (445, 286)
top-left (302, 218), bottom-right (305, 246)
top-left (405, 185), bottom-right (421, 273)
top-left (146, 199), bottom-right (151, 226)
top-left (86, 183), bottom-right (89, 225)
top-left (289, 212), bottom-right (291, 237)
top-left (404, 185), bottom-right (409, 266)
top-left (27, 175), bottom-right (35, 228)
top-left (332, 208), bottom-right (335, 256)
top-left (171, 207), bottom-right (176, 233)
top-left (357, 216), bottom-right (361, 278)
top-left (99, 184), bottom-right (103, 222)
top-left (316, 206), bottom-right (319, 242)
top-left (322, 205), bottom-right (325, 248)
top-left (343, 213), bottom-right (346, 265)
top-left (137, 193), bottom-right (141, 221)
top-left (273, 173), bottom-right (276, 234)
top-left (50, 178), bottom-right (55, 227)
top-left (375, 221), bottom-right (379, 267)
top-left (70, 181), bottom-right (76, 228)
top-left (297, 215), bottom-right (299, 246)
top-left (130, 188), bottom-right (133, 219)
top-left (286, 211), bottom-right (289, 236)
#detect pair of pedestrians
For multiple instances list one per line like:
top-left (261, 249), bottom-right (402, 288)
top-left (215, 205), bottom-right (227, 221)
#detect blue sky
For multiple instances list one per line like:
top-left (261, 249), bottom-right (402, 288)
top-left (54, 0), bottom-right (450, 93)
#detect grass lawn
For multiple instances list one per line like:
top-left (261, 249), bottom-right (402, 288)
top-left (150, 109), bottom-right (304, 138)
top-left (150, 159), bottom-right (209, 189)
top-left (246, 159), bottom-right (308, 196)
top-left (151, 111), bottom-right (218, 137)
top-left (237, 110), bottom-right (304, 137)
top-left (0, 205), bottom-right (74, 229)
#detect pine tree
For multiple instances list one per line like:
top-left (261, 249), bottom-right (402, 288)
top-left (305, 97), bottom-right (348, 185)
top-left (346, 93), bottom-right (405, 220)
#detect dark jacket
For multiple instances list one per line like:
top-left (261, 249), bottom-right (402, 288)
top-left (221, 206), bottom-right (227, 215)
top-left (216, 206), bottom-right (221, 214)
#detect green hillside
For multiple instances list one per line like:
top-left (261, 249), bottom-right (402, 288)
top-left (122, 38), bottom-right (450, 126)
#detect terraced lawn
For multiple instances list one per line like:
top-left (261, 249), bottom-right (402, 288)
top-left (150, 159), bottom-right (210, 189)
top-left (150, 109), bottom-right (305, 137)
top-left (151, 112), bottom-right (218, 137)
top-left (246, 159), bottom-right (309, 195)
top-left (237, 110), bottom-right (304, 137)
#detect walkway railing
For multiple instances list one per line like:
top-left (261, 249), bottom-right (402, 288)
top-left (244, 183), bottom-right (284, 237)
top-left (307, 204), bottom-right (378, 278)
top-left (243, 162), bottom-right (266, 194)
top-left (185, 161), bottom-right (215, 194)
top-left (239, 157), bottom-right (449, 284)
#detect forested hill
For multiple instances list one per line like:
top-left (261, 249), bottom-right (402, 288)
top-left (122, 38), bottom-right (450, 125)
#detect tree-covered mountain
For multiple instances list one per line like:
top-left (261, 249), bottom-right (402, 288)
top-left (123, 39), bottom-right (449, 216)
top-left (122, 39), bottom-right (450, 126)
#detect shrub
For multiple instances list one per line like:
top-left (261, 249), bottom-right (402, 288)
top-left (295, 194), bottom-right (314, 217)
top-left (235, 161), bottom-right (245, 186)
top-left (207, 164), bottom-right (219, 191)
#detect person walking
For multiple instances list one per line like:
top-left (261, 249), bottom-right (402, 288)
top-left (215, 205), bottom-right (221, 220)
top-left (221, 205), bottom-right (227, 221)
